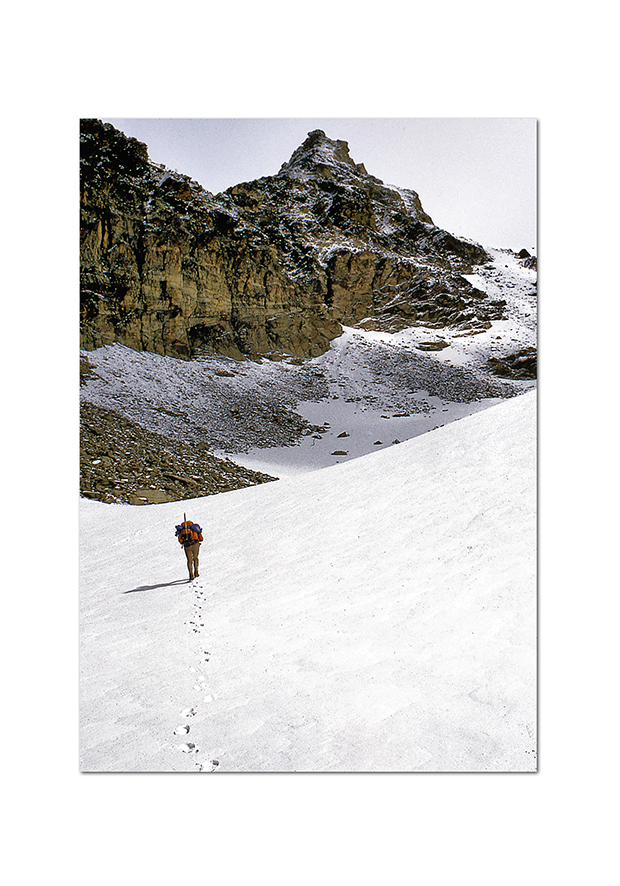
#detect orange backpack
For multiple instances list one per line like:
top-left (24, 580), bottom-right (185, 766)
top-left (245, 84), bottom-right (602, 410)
top-left (175, 520), bottom-right (203, 545)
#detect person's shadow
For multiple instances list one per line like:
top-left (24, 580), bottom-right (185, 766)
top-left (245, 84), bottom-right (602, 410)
top-left (124, 579), bottom-right (188, 594)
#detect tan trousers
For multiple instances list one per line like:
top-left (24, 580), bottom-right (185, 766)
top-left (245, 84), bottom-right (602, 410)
top-left (184, 543), bottom-right (200, 579)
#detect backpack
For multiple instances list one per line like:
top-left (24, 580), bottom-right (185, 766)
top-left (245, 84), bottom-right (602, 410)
top-left (175, 521), bottom-right (203, 545)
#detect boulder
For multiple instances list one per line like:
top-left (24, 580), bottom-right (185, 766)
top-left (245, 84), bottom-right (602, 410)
top-left (416, 340), bottom-right (450, 351)
top-left (487, 347), bottom-right (537, 380)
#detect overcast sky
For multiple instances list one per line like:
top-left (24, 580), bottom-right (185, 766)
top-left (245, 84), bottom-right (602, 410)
top-left (102, 117), bottom-right (536, 251)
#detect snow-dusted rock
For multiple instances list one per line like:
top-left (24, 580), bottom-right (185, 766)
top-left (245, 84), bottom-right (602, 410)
top-left (80, 121), bottom-right (504, 361)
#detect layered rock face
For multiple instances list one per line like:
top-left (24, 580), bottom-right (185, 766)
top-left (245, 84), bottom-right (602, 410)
top-left (81, 121), bottom-right (504, 360)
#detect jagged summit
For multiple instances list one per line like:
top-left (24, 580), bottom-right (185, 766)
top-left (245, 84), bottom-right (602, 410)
top-left (274, 130), bottom-right (433, 228)
top-left (277, 129), bottom-right (371, 181)
top-left (81, 119), bottom-right (505, 362)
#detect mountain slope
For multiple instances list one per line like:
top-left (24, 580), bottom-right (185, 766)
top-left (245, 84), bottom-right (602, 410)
top-left (80, 390), bottom-right (536, 772)
top-left (80, 121), bottom-right (508, 360)
top-left (80, 243), bottom-right (536, 498)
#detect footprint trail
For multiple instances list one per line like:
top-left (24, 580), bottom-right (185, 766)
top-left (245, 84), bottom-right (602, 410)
top-left (173, 577), bottom-right (222, 770)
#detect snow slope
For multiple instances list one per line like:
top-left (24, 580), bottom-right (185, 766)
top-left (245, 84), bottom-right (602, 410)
top-left (80, 389), bottom-right (536, 772)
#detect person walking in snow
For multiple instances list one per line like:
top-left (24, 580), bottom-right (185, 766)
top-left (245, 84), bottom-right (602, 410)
top-left (175, 515), bottom-right (203, 581)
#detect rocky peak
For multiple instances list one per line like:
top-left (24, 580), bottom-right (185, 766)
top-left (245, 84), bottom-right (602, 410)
top-left (277, 129), bottom-right (371, 182)
top-left (273, 129), bottom-right (434, 228)
top-left (80, 118), bottom-right (150, 196)
top-left (81, 120), bottom-right (499, 362)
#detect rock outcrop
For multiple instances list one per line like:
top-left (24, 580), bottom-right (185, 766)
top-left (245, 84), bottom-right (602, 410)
top-left (486, 347), bottom-right (537, 380)
top-left (81, 121), bottom-right (504, 360)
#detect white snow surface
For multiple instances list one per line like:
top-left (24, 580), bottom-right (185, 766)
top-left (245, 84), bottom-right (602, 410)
top-left (80, 388), bottom-right (536, 772)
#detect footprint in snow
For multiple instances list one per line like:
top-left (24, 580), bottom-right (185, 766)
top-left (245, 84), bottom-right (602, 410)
top-left (197, 759), bottom-right (219, 772)
top-left (174, 725), bottom-right (190, 736)
top-left (181, 707), bottom-right (197, 718)
top-left (179, 742), bottom-right (198, 754)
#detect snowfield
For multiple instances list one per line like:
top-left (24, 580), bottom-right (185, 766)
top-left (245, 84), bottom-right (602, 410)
top-left (80, 388), bottom-right (536, 772)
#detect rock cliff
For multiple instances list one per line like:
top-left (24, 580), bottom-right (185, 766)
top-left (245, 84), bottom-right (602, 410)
top-left (80, 120), bottom-right (504, 360)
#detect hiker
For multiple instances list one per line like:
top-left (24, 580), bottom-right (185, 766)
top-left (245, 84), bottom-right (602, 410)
top-left (175, 515), bottom-right (203, 581)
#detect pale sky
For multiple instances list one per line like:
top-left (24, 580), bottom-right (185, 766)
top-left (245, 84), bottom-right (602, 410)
top-left (102, 117), bottom-right (536, 251)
